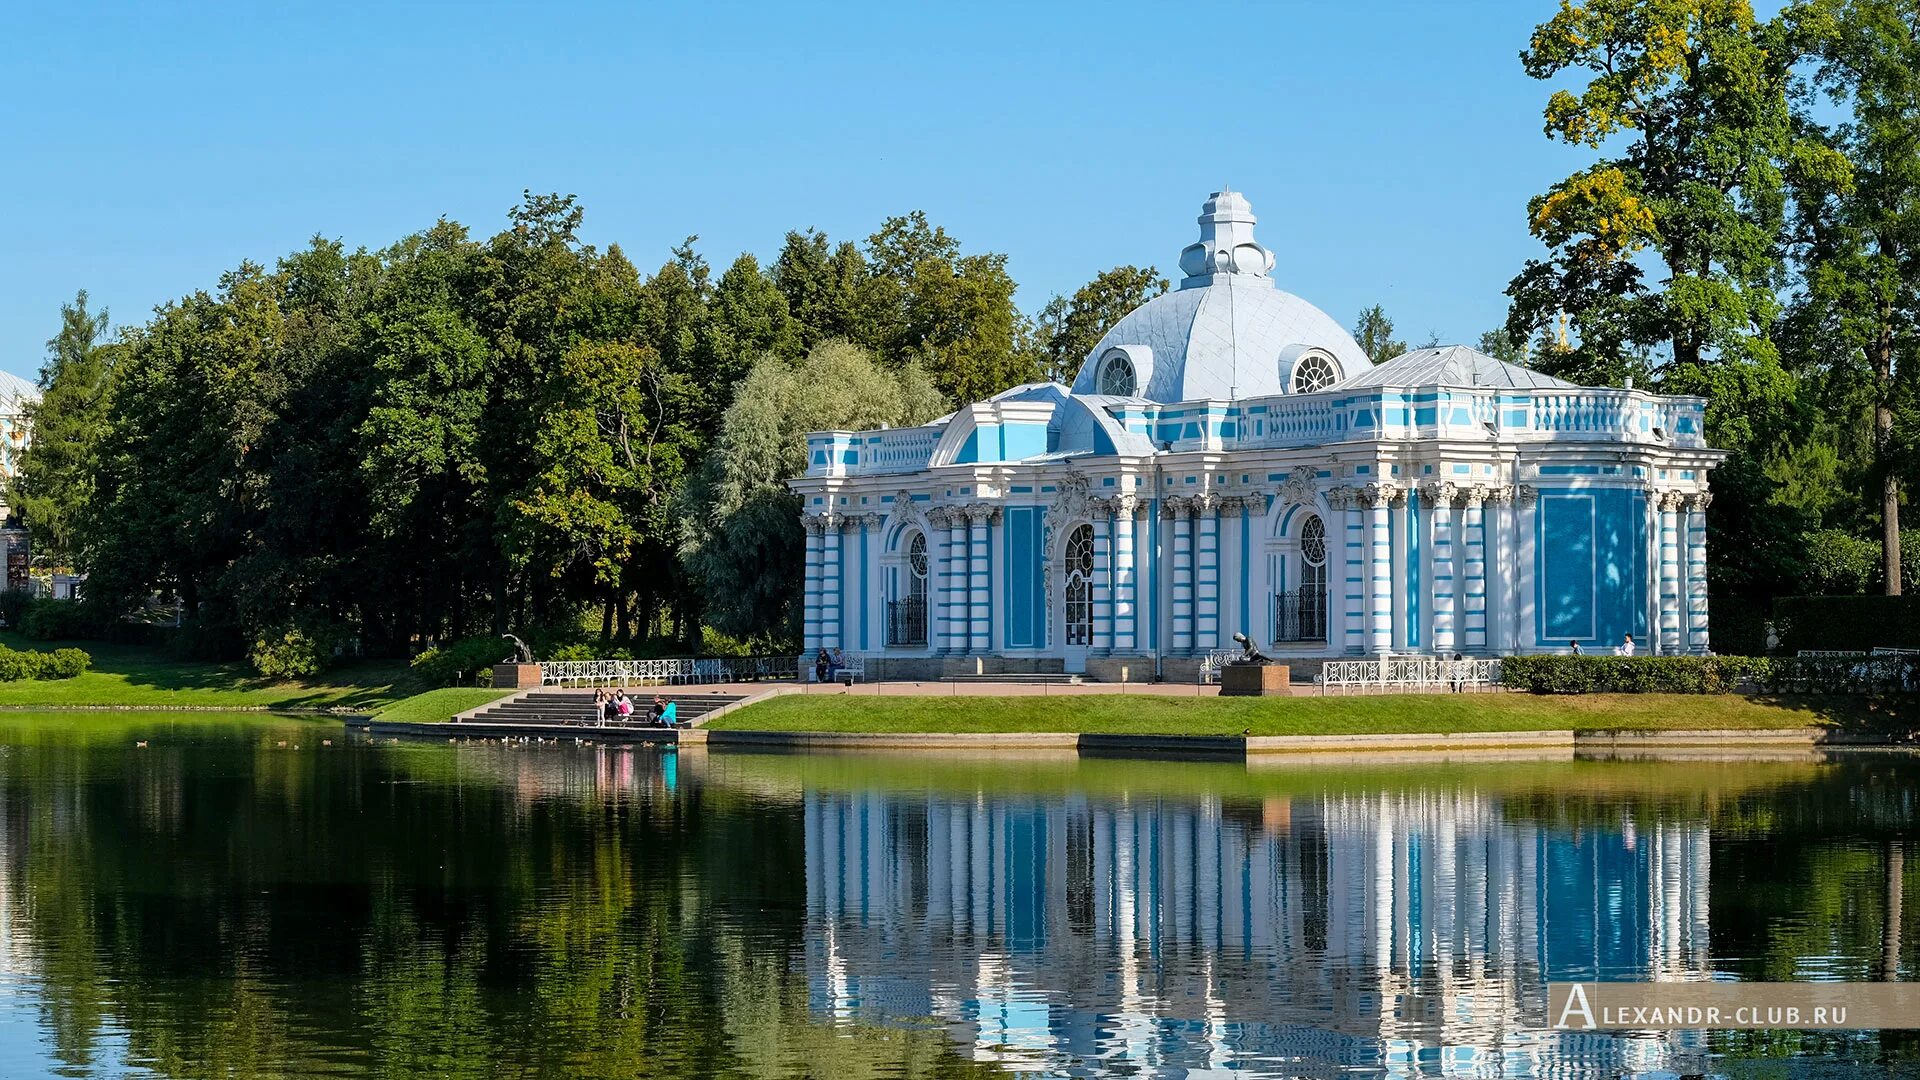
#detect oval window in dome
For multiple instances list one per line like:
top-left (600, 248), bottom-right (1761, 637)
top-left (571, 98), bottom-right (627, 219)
top-left (1291, 352), bottom-right (1338, 394)
top-left (1099, 351), bottom-right (1136, 397)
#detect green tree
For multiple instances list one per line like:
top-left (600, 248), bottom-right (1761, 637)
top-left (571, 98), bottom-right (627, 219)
top-left (862, 211), bottom-right (1037, 400)
top-left (1785, 0), bottom-right (1920, 594)
top-left (1353, 305), bottom-right (1405, 365)
top-left (678, 341), bottom-right (946, 643)
top-left (518, 340), bottom-right (697, 642)
top-left (13, 291), bottom-right (119, 565)
top-left (771, 229), bottom-right (868, 349)
top-left (1506, 0), bottom-right (1800, 446)
top-left (1034, 265), bottom-right (1168, 384)
top-left (1477, 327), bottom-right (1527, 364)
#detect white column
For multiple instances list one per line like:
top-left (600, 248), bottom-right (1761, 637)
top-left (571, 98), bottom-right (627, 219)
top-left (946, 509), bottom-right (970, 654)
top-left (1389, 486), bottom-right (1410, 652)
top-left (1685, 492), bottom-right (1712, 653)
top-left (1488, 486), bottom-right (1515, 654)
top-left (1658, 490), bottom-right (1683, 655)
top-left (1336, 488), bottom-right (1366, 656)
top-left (968, 504), bottom-right (992, 654)
top-left (1365, 483), bottom-right (1395, 656)
top-left (1197, 495), bottom-right (1221, 650)
top-left (1170, 498), bottom-right (1195, 654)
top-left (802, 514), bottom-right (824, 655)
top-left (1218, 495), bottom-right (1244, 644)
top-left (1516, 485), bottom-right (1539, 650)
top-left (1462, 487), bottom-right (1488, 652)
top-left (1091, 501), bottom-right (1114, 653)
top-left (820, 515), bottom-right (843, 650)
top-left (1113, 497), bottom-right (1138, 652)
top-left (1423, 481), bottom-right (1457, 656)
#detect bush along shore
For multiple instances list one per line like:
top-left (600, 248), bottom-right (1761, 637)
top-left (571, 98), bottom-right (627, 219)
top-left (1498, 654), bottom-right (1919, 695)
top-left (0, 644), bottom-right (90, 682)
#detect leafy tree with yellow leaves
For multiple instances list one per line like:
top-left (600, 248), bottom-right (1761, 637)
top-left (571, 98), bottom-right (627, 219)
top-left (1505, 0), bottom-right (1801, 453)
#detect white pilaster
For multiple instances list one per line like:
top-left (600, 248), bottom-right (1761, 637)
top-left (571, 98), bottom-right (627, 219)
top-left (1335, 487), bottom-right (1366, 656)
top-left (1364, 483), bottom-right (1396, 656)
top-left (1658, 490), bottom-right (1683, 655)
top-left (1170, 498), bottom-right (1195, 654)
top-left (1389, 485), bottom-right (1410, 652)
top-left (1091, 501), bottom-right (1114, 653)
top-left (1488, 486), bottom-right (1516, 654)
top-left (802, 514), bottom-right (824, 655)
top-left (946, 509), bottom-right (970, 654)
top-left (968, 504), bottom-right (993, 654)
top-left (1685, 492), bottom-right (1712, 653)
top-left (1423, 481), bottom-right (1457, 655)
top-left (1218, 495), bottom-right (1244, 645)
top-left (820, 515), bottom-right (843, 650)
top-left (1516, 485), bottom-right (1539, 650)
top-left (1197, 495), bottom-right (1221, 650)
top-left (1113, 497), bottom-right (1139, 651)
top-left (1462, 486), bottom-right (1488, 652)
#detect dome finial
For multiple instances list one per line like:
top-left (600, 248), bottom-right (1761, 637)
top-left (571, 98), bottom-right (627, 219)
top-left (1178, 189), bottom-right (1274, 289)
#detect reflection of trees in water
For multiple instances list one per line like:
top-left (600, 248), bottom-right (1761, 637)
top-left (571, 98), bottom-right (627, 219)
top-left (0, 736), bottom-right (1009, 1078)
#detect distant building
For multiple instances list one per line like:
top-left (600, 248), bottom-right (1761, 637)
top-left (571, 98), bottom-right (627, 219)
top-left (0, 370), bottom-right (36, 524)
top-left (790, 191), bottom-right (1725, 678)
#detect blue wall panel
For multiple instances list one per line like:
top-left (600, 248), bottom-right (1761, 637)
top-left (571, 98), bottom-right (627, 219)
top-left (1537, 488), bottom-right (1647, 646)
top-left (1003, 507), bottom-right (1043, 648)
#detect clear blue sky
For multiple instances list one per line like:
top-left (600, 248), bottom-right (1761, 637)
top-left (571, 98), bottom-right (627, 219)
top-left (0, 1), bottom-right (1592, 383)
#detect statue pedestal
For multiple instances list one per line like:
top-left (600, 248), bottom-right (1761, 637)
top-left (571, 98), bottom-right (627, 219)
top-left (493, 663), bottom-right (544, 689)
top-left (1220, 663), bottom-right (1290, 696)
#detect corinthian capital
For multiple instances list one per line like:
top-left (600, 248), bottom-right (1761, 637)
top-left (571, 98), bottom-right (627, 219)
top-left (1360, 482), bottom-right (1398, 509)
top-left (1684, 491), bottom-right (1713, 512)
top-left (1515, 484), bottom-right (1539, 506)
top-left (1418, 480), bottom-right (1457, 508)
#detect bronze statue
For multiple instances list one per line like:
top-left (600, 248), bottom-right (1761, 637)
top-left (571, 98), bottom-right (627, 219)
top-left (1229, 631), bottom-right (1271, 666)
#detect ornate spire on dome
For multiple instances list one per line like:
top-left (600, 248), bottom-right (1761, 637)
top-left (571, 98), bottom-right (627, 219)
top-left (1177, 187), bottom-right (1276, 289)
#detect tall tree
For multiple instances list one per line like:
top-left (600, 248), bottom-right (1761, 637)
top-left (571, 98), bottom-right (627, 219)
top-left (1353, 305), bottom-right (1405, 365)
top-left (1506, 0), bottom-right (1800, 449)
top-left (1787, 0), bottom-right (1920, 594)
top-left (677, 342), bottom-right (946, 643)
top-left (1035, 266), bottom-right (1168, 384)
top-left (861, 211), bottom-right (1037, 400)
top-left (771, 229), bottom-right (868, 349)
top-left (13, 291), bottom-right (118, 565)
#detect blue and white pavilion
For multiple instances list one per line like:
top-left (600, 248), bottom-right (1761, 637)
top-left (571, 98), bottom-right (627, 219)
top-left (791, 191), bottom-right (1724, 679)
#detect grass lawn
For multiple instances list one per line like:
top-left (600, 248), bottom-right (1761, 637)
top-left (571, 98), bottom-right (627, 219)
top-left (704, 691), bottom-right (1908, 736)
top-left (0, 632), bottom-right (420, 711)
top-left (372, 687), bottom-right (514, 724)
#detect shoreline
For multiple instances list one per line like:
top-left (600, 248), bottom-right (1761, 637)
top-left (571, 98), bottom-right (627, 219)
top-left (350, 716), bottom-right (1913, 759)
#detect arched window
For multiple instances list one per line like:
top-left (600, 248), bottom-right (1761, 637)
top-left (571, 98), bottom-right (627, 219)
top-left (1278, 515), bottom-right (1330, 642)
top-left (1064, 524), bottom-right (1095, 646)
top-left (1099, 352), bottom-right (1136, 397)
top-left (1291, 352), bottom-right (1338, 394)
top-left (888, 531), bottom-right (930, 646)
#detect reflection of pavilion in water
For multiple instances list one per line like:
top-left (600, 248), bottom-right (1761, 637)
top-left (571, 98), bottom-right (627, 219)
top-left (804, 789), bottom-right (1712, 1078)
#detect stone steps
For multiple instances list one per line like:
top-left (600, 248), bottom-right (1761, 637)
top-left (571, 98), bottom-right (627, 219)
top-left (468, 691), bottom-right (744, 727)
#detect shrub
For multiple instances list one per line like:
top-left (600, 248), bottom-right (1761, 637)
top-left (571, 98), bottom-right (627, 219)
top-left (249, 626), bottom-right (330, 680)
top-left (1499, 655), bottom-right (1771, 694)
top-left (544, 643), bottom-right (596, 662)
top-left (43, 647), bottom-right (90, 679)
top-left (1802, 529), bottom-right (1879, 595)
top-left (1773, 595), bottom-right (1920, 653)
top-left (0, 589), bottom-right (31, 629)
top-left (18, 599), bottom-right (114, 642)
top-left (411, 636), bottom-right (511, 685)
top-left (0, 644), bottom-right (92, 682)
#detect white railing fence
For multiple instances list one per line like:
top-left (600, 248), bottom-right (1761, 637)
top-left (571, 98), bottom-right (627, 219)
top-left (1198, 650), bottom-right (1241, 684)
top-left (541, 655), bottom-right (799, 687)
top-left (1321, 656), bottom-right (1503, 694)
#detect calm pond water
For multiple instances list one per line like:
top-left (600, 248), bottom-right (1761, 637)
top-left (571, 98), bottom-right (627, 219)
top-left (0, 714), bottom-right (1909, 1078)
